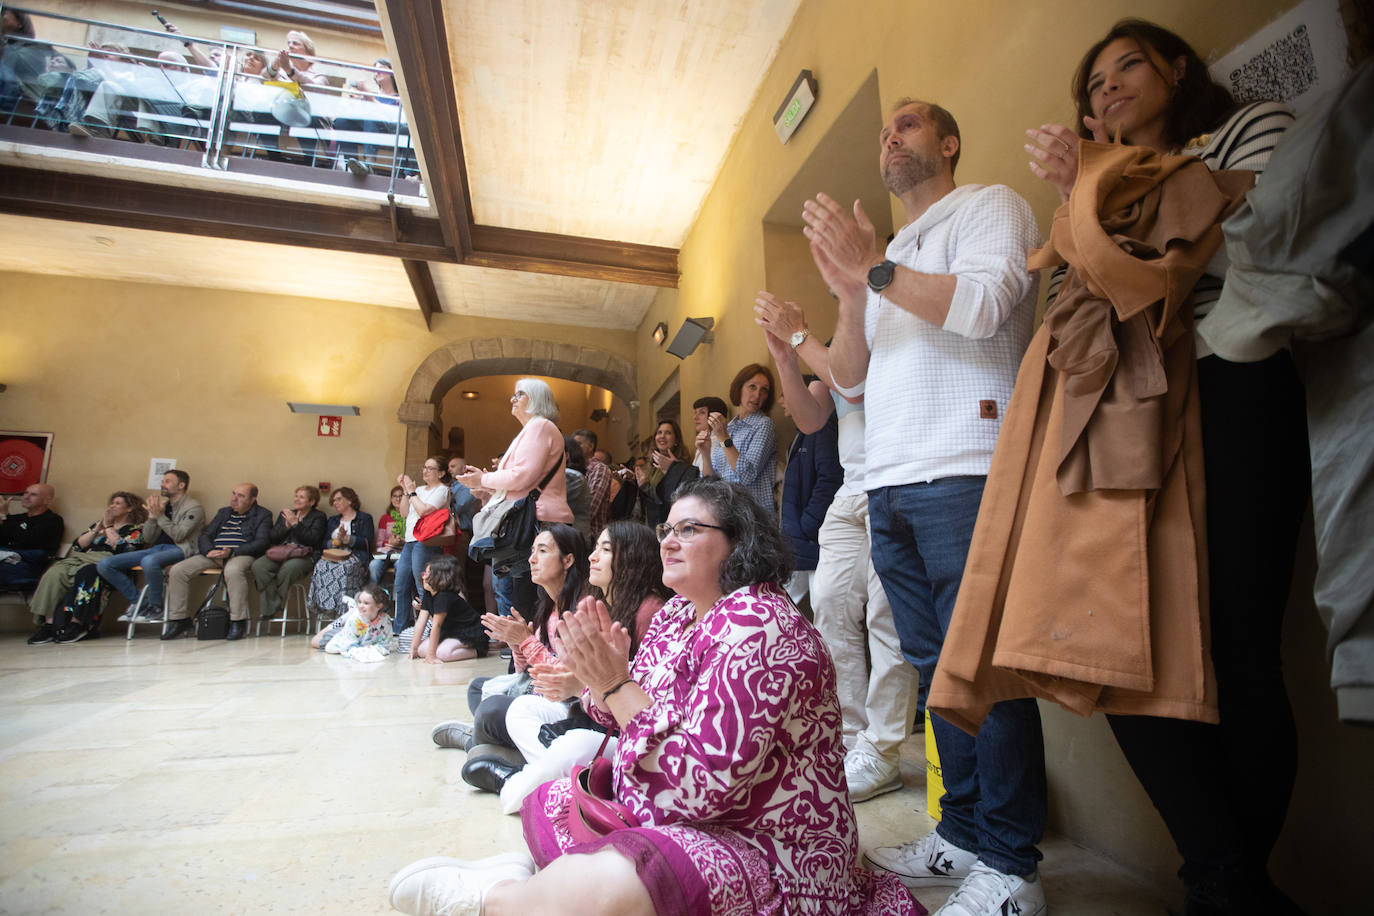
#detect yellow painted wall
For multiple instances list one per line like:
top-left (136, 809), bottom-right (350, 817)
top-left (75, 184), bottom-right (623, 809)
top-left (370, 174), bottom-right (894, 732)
top-left (627, 1), bottom-right (1374, 912)
top-left (635, 0), bottom-right (1300, 441)
top-left (0, 271), bottom-right (635, 543)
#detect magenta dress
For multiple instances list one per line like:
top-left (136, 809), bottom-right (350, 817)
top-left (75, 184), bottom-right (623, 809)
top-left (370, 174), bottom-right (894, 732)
top-left (521, 582), bottom-right (922, 916)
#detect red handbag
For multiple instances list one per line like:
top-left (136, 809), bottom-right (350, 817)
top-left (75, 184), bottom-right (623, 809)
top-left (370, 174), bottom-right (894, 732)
top-left (412, 506), bottom-right (449, 541)
top-left (567, 732), bottom-right (640, 843)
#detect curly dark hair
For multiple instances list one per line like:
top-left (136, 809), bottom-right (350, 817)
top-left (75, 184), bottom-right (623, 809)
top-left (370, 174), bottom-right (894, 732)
top-left (591, 521), bottom-right (670, 653)
top-left (532, 523), bottom-right (589, 645)
top-left (331, 486), bottom-right (361, 512)
top-left (109, 491), bottom-right (149, 526)
top-left (1071, 19), bottom-right (1237, 149)
top-left (728, 363), bottom-right (776, 413)
top-left (424, 554), bottom-right (462, 594)
top-left (357, 582), bottom-right (390, 613)
top-left (671, 479), bottom-right (793, 593)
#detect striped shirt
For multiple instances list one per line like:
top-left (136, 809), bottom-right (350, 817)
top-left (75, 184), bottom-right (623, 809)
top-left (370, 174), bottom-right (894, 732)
top-left (213, 513), bottom-right (249, 551)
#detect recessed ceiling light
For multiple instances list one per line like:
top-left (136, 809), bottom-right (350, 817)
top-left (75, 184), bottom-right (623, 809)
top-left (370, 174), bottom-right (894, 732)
top-left (460, 390), bottom-right (479, 400)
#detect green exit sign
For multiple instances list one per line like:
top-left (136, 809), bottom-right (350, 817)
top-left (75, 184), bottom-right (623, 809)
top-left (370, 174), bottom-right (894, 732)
top-left (773, 70), bottom-right (817, 144)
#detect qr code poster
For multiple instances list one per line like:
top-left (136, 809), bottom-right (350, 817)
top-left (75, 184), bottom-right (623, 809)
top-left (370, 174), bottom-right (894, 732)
top-left (1210, 0), bottom-right (1350, 116)
top-left (148, 458), bottom-right (177, 489)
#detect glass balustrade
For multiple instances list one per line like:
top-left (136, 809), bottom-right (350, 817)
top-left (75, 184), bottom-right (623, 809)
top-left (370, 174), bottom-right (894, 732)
top-left (0, 5), bottom-right (420, 195)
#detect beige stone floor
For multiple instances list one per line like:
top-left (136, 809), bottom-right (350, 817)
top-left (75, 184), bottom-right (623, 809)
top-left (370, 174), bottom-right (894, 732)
top-left (0, 634), bottom-right (1176, 915)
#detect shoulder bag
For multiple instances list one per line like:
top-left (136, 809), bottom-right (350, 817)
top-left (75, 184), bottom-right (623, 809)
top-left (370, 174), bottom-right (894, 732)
top-left (468, 455), bottom-right (563, 567)
top-left (265, 542), bottom-right (311, 563)
top-left (568, 731), bottom-right (640, 843)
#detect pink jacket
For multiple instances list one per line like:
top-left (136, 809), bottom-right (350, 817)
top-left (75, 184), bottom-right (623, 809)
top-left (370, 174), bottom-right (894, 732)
top-left (481, 417), bottom-right (572, 523)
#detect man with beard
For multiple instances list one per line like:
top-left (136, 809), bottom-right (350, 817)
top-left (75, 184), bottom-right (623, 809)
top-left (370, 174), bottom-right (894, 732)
top-left (796, 98), bottom-right (1048, 916)
top-left (98, 469), bottom-right (204, 621)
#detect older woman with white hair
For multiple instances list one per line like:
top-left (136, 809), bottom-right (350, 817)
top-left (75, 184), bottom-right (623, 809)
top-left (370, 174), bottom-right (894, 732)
top-left (458, 378), bottom-right (572, 620)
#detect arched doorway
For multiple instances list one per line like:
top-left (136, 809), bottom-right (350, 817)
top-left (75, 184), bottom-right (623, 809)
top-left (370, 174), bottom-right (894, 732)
top-left (396, 337), bottom-right (639, 473)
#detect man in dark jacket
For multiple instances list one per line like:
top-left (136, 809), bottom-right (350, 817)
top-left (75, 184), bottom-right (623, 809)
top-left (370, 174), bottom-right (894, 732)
top-left (779, 386), bottom-right (843, 604)
top-left (162, 483), bottom-right (272, 640)
top-left (0, 483), bottom-right (64, 587)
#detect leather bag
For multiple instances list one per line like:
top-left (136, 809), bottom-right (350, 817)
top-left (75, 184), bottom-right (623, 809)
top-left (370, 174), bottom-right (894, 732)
top-left (195, 578), bottom-right (230, 640)
top-left (468, 456), bottom-right (563, 568)
top-left (265, 542), bottom-right (310, 563)
top-left (567, 732), bottom-right (640, 843)
top-left (321, 548), bottom-right (351, 562)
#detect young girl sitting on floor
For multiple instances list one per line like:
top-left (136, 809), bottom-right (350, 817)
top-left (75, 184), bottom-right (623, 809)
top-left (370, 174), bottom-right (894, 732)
top-left (311, 583), bottom-right (394, 662)
top-left (404, 554), bottom-right (488, 664)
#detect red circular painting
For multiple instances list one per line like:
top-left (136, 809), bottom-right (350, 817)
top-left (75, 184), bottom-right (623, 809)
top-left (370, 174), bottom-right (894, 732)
top-left (0, 438), bottom-right (45, 493)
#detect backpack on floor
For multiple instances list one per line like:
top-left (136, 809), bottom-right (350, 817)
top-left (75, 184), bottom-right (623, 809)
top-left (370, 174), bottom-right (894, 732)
top-left (195, 578), bottom-right (231, 640)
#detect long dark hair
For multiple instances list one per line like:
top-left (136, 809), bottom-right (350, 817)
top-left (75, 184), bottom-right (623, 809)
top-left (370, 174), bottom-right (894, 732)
top-left (1072, 19), bottom-right (1236, 148)
top-left (532, 523), bottom-right (589, 645)
top-left (653, 419), bottom-right (689, 462)
top-left (591, 521), bottom-right (670, 653)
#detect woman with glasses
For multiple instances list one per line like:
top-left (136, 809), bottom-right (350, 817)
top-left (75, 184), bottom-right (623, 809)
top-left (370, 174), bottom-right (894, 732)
top-left (388, 478), bottom-right (917, 916)
top-left (393, 457), bottom-right (450, 633)
top-left (306, 486), bottom-right (374, 625)
top-left (456, 378), bottom-right (571, 621)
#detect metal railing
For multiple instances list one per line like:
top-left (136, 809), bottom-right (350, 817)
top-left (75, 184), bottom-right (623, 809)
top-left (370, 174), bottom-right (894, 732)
top-left (0, 5), bottom-right (419, 193)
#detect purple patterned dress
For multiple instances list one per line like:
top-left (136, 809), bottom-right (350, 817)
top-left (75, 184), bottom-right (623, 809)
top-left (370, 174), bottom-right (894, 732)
top-left (522, 582), bottom-right (921, 916)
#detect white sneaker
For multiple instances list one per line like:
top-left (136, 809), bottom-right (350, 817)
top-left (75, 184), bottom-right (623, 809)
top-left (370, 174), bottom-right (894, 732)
top-left (933, 861), bottom-right (1046, 916)
top-left (388, 852), bottom-right (534, 916)
top-left (865, 830), bottom-right (978, 888)
top-left (845, 749), bottom-right (903, 802)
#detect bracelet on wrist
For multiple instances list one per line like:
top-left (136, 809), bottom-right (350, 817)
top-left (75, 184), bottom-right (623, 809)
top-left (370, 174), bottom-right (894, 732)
top-left (602, 677), bottom-right (634, 700)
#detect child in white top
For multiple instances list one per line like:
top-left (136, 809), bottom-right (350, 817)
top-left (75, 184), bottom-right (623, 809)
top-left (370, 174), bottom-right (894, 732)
top-left (312, 583), bottom-right (393, 661)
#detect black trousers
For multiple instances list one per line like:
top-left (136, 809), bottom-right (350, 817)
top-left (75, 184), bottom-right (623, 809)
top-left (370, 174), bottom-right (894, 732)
top-left (1107, 350), bottom-right (1309, 895)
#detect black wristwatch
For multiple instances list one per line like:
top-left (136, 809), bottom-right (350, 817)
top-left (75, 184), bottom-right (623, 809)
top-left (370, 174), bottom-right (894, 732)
top-left (723, 438), bottom-right (735, 450)
top-left (866, 259), bottom-right (897, 292)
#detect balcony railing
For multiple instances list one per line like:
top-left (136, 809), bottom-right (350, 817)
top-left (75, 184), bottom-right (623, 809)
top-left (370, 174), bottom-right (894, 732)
top-left (0, 5), bottom-right (420, 196)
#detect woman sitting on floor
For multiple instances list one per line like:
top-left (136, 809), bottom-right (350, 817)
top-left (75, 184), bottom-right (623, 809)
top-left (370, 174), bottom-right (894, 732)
top-left (389, 479), bottom-right (920, 916)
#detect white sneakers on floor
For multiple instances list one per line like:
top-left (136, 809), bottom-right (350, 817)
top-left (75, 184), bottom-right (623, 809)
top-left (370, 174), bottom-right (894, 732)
top-left (866, 829), bottom-right (978, 888)
top-left (933, 861), bottom-right (1047, 916)
top-left (845, 749), bottom-right (903, 802)
top-left (389, 851), bottom-right (534, 916)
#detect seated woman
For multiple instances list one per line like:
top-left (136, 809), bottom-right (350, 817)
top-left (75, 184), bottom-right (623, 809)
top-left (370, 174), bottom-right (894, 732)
top-left (389, 479), bottom-right (918, 916)
top-left (369, 485), bottom-right (407, 585)
top-left (27, 491), bottom-right (147, 645)
top-left (636, 418), bottom-right (699, 529)
top-left (705, 364), bottom-right (777, 512)
top-left (496, 520), bottom-right (670, 813)
top-left (307, 486), bottom-right (374, 624)
top-left (252, 485), bottom-right (327, 623)
top-left (447, 524), bottom-right (589, 793)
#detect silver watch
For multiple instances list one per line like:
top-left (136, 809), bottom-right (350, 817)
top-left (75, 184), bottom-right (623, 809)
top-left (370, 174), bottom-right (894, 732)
top-left (789, 327), bottom-right (810, 349)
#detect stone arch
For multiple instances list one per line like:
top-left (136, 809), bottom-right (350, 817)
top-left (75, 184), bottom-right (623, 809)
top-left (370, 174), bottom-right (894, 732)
top-left (396, 337), bottom-right (638, 474)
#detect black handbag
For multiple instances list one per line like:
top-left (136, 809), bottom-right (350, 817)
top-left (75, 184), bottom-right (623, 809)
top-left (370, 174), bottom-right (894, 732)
top-left (468, 455), bottom-right (564, 569)
top-left (195, 578), bottom-right (231, 640)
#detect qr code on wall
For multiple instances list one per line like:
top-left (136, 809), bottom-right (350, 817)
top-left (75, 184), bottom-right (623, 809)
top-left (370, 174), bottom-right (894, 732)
top-left (1227, 24), bottom-right (1319, 103)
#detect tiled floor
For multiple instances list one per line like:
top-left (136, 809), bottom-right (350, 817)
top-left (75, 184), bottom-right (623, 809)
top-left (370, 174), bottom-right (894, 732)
top-left (0, 634), bottom-right (1175, 915)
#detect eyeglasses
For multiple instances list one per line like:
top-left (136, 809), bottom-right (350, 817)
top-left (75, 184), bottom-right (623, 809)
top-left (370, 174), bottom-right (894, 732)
top-left (655, 520), bottom-right (726, 542)
top-left (510, 392), bottom-right (529, 402)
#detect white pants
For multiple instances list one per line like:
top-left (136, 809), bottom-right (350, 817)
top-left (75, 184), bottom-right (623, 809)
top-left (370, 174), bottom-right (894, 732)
top-left (810, 491), bottom-right (916, 763)
top-left (505, 694), bottom-right (576, 763)
top-left (498, 728), bottom-right (616, 815)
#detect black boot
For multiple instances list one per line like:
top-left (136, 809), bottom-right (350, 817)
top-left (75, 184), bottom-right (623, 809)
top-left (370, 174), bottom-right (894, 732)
top-left (161, 618), bottom-right (195, 640)
top-left (461, 744), bottom-right (525, 793)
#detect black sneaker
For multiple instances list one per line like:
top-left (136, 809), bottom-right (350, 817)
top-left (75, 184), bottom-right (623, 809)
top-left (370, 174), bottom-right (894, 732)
top-left (55, 623), bottom-right (90, 644)
top-left (27, 623), bottom-right (56, 645)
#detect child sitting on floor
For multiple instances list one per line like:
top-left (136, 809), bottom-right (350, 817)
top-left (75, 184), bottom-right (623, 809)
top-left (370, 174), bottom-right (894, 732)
top-left (400, 554), bottom-right (488, 663)
top-left (311, 583), bottom-right (393, 661)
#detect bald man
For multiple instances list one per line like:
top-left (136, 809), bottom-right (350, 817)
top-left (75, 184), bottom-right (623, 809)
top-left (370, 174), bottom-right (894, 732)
top-left (162, 483), bottom-right (272, 641)
top-left (0, 484), bottom-right (65, 586)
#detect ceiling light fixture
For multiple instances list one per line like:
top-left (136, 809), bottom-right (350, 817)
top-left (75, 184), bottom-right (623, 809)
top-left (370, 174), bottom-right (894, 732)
top-left (460, 390), bottom-right (480, 400)
top-left (651, 322), bottom-right (668, 345)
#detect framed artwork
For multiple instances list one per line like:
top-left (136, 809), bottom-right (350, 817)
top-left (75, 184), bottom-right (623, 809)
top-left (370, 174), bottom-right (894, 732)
top-left (0, 431), bottom-right (54, 497)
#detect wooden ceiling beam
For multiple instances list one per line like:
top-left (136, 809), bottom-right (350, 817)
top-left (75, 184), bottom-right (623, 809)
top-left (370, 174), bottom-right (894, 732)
top-left (379, 0), bottom-right (473, 258)
top-left (402, 258), bottom-right (440, 329)
top-left (468, 225), bottom-right (679, 288)
top-left (0, 167), bottom-right (454, 261)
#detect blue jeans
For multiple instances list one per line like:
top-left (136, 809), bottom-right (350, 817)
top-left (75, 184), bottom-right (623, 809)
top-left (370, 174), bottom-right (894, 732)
top-left (492, 557), bottom-right (536, 619)
top-left (393, 540), bottom-right (440, 632)
top-left (868, 476), bottom-right (1047, 876)
top-left (96, 544), bottom-right (185, 610)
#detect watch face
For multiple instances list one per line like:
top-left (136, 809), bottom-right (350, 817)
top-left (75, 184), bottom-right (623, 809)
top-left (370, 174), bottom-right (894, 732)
top-left (789, 329), bottom-right (808, 347)
top-left (867, 260), bottom-right (895, 291)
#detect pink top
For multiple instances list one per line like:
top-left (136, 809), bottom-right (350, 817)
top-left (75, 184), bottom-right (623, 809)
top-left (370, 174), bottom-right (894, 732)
top-left (481, 417), bottom-right (572, 523)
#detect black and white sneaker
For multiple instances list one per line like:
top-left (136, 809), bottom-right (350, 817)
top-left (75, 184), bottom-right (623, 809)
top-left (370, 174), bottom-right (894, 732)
top-left (55, 623), bottom-right (91, 644)
top-left (27, 623), bottom-right (56, 645)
